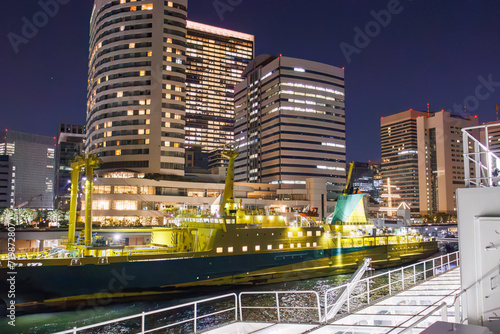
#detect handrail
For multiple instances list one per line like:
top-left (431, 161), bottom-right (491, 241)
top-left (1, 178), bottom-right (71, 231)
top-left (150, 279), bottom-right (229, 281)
top-left (323, 251), bottom-right (459, 322)
top-left (398, 302), bottom-right (448, 333)
top-left (239, 290), bottom-right (322, 323)
top-left (54, 293), bottom-right (238, 334)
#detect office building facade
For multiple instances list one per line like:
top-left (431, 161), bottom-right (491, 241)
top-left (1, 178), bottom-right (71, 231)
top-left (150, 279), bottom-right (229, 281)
top-left (0, 156), bottom-right (15, 209)
top-left (234, 55), bottom-right (346, 197)
top-left (0, 130), bottom-right (56, 209)
top-left (87, 0), bottom-right (188, 176)
top-left (381, 110), bottom-right (427, 214)
top-left (55, 124), bottom-right (86, 210)
top-left (185, 21), bottom-right (254, 152)
top-left (417, 111), bottom-right (478, 215)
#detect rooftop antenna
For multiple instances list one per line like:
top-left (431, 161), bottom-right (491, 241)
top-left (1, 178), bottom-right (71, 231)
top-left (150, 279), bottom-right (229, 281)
top-left (496, 104), bottom-right (499, 121)
top-left (427, 103), bottom-right (430, 117)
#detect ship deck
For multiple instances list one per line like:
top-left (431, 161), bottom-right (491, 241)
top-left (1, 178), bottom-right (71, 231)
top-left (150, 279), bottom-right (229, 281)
top-left (204, 267), bottom-right (461, 334)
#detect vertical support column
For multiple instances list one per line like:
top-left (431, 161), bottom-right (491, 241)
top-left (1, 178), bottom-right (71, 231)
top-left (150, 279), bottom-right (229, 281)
top-left (485, 126), bottom-right (492, 187)
top-left (68, 160), bottom-right (82, 249)
top-left (474, 141), bottom-right (481, 187)
top-left (463, 130), bottom-right (470, 187)
top-left (84, 158), bottom-right (93, 248)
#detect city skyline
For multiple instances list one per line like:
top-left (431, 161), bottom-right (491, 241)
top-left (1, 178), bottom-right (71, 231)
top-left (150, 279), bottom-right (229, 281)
top-left (1, 0), bottom-right (500, 162)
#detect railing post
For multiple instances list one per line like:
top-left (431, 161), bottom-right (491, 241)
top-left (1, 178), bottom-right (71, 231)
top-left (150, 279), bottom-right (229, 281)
top-left (234, 294), bottom-right (238, 322)
top-left (454, 295), bottom-right (461, 323)
top-left (424, 261), bottom-right (427, 280)
top-left (432, 258), bottom-right (436, 276)
top-left (194, 303), bottom-right (198, 333)
top-left (401, 267), bottom-right (405, 290)
top-left (447, 253), bottom-right (450, 270)
top-left (413, 264), bottom-right (416, 284)
top-left (388, 272), bottom-right (392, 295)
top-left (276, 292), bottom-right (280, 322)
top-left (367, 279), bottom-right (370, 304)
top-left (442, 304), bottom-right (448, 322)
top-left (141, 312), bottom-right (145, 334)
top-left (73, 327), bottom-right (77, 334)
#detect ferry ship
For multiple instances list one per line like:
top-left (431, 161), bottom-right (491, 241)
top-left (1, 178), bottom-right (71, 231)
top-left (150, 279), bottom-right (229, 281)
top-left (0, 152), bottom-right (437, 309)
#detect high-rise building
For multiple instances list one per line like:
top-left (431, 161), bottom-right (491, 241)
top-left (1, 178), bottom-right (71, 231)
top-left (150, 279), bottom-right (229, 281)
top-left (381, 110), bottom-right (427, 214)
top-left (0, 156), bottom-right (15, 209)
top-left (87, 0), bottom-right (188, 176)
top-left (381, 110), bottom-right (478, 215)
top-left (0, 130), bottom-right (56, 209)
top-left (234, 55), bottom-right (346, 196)
top-left (417, 111), bottom-right (478, 215)
top-left (55, 124), bottom-right (86, 210)
top-left (185, 21), bottom-right (254, 152)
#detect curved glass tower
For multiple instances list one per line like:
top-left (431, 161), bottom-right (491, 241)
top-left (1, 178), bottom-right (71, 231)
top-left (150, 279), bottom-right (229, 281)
top-left (87, 0), bottom-right (188, 176)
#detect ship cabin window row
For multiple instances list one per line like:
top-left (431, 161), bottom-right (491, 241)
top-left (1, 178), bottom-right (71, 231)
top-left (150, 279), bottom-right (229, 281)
top-left (216, 242), bottom-right (319, 254)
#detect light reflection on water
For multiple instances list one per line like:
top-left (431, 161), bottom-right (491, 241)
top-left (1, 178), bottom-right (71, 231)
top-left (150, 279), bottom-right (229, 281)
top-left (0, 274), bottom-right (353, 334)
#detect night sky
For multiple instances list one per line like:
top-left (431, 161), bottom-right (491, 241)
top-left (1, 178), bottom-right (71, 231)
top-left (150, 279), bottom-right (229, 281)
top-left (1, 0), bottom-right (500, 162)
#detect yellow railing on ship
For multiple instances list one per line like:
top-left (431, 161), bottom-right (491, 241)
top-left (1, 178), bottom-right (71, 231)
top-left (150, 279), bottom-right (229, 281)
top-left (338, 235), bottom-right (433, 248)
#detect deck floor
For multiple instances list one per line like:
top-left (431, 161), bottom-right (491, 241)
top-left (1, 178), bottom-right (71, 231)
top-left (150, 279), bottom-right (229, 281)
top-left (204, 268), bottom-right (461, 334)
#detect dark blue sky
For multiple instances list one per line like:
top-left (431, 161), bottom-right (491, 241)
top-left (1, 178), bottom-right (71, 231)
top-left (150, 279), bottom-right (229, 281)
top-left (1, 0), bottom-right (500, 162)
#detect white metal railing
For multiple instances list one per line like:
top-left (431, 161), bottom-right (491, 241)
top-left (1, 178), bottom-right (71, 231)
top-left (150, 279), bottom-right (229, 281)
top-left (463, 123), bottom-right (500, 188)
top-left (54, 293), bottom-right (237, 334)
top-left (239, 290), bottom-right (322, 323)
top-left (324, 251), bottom-right (460, 322)
top-left (53, 252), bottom-right (461, 333)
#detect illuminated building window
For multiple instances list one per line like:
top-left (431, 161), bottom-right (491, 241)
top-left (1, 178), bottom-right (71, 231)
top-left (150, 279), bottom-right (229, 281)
top-left (306, 243), bottom-right (311, 247)
top-left (146, 129), bottom-right (150, 134)
top-left (290, 243), bottom-right (294, 248)
top-left (115, 149), bottom-right (121, 156)
top-left (297, 243), bottom-right (302, 248)
top-left (307, 231), bottom-right (312, 237)
top-left (138, 129), bottom-right (145, 135)
top-left (316, 231), bottom-right (321, 237)
top-left (143, 3), bottom-right (153, 10)
top-left (145, 139), bottom-right (150, 144)
top-left (117, 91), bottom-right (123, 98)
top-left (92, 201), bottom-right (110, 210)
top-left (167, 1), bottom-right (173, 7)
top-left (114, 186), bottom-right (137, 194)
top-left (279, 244), bottom-right (283, 249)
top-left (255, 245), bottom-right (260, 251)
top-left (288, 231), bottom-right (293, 238)
top-left (267, 245), bottom-right (272, 250)
top-left (242, 246), bottom-right (248, 252)
top-left (113, 200), bottom-right (137, 210)
top-left (127, 110), bottom-right (133, 116)
top-left (228, 247), bottom-right (233, 253)
top-left (298, 231), bottom-right (303, 237)
top-left (140, 71), bottom-right (146, 76)
top-left (146, 119), bottom-right (150, 125)
top-left (216, 247), bottom-right (223, 253)
top-left (313, 242), bottom-right (317, 247)
top-left (148, 51), bottom-right (152, 57)
top-left (130, 6), bottom-right (136, 11)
